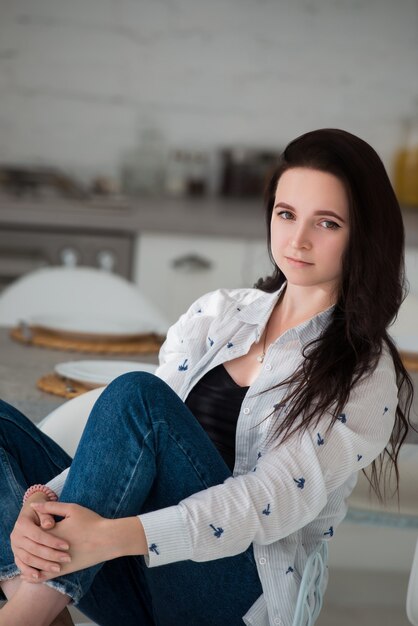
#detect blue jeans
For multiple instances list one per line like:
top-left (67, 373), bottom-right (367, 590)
top-left (0, 372), bottom-right (263, 625)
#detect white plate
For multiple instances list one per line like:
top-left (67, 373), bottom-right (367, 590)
top-left (55, 360), bottom-right (157, 388)
top-left (29, 314), bottom-right (154, 340)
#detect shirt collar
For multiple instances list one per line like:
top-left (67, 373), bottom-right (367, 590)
top-left (235, 283), bottom-right (286, 326)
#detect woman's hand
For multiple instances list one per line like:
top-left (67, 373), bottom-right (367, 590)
top-left (27, 501), bottom-right (148, 581)
top-left (11, 494), bottom-right (71, 581)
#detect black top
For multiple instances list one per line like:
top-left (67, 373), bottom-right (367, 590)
top-left (184, 364), bottom-right (249, 471)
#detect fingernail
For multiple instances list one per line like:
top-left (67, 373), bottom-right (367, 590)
top-left (32, 573), bottom-right (39, 579)
top-left (59, 544), bottom-right (69, 550)
top-left (59, 556), bottom-right (71, 563)
top-left (51, 565), bottom-right (61, 573)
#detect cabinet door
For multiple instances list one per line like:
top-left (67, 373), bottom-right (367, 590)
top-left (133, 233), bottom-right (248, 324)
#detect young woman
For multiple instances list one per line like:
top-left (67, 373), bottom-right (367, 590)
top-left (0, 128), bottom-right (413, 626)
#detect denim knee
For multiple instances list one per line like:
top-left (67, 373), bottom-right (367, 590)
top-left (107, 371), bottom-right (167, 395)
top-left (101, 371), bottom-right (174, 417)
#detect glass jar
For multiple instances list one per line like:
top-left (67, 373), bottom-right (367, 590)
top-left (394, 117), bottom-right (418, 207)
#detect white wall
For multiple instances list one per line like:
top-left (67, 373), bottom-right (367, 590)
top-left (0, 0), bottom-right (417, 183)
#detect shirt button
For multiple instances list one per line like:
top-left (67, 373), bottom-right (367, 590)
top-left (243, 407), bottom-right (250, 415)
top-left (258, 557), bottom-right (267, 565)
top-left (274, 618), bottom-right (283, 626)
top-left (265, 364), bottom-right (272, 371)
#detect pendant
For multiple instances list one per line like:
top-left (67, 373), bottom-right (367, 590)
top-left (257, 353), bottom-right (265, 363)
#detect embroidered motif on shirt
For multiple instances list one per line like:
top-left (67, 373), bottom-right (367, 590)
top-left (149, 543), bottom-right (160, 555)
top-left (196, 308), bottom-right (202, 313)
top-left (208, 336), bottom-right (214, 347)
top-left (357, 454), bottom-right (363, 461)
top-left (273, 402), bottom-right (288, 417)
top-left (178, 359), bottom-right (189, 371)
top-left (237, 307), bottom-right (241, 311)
top-left (262, 503), bottom-right (271, 516)
top-left (383, 406), bottom-right (388, 415)
top-left (337, 413), bottom-right (347, 424)
top-left (253, 451), bottom-right (262, 471)
top-left (209, 524), bottom-right (224, 538)
top-left (294, 477), bottom-right (305, 489)
top-left (286, 566), bottom-right (294, 574)
top-left (317, 433), bottom-right (325, 446)
top-left (324, 526), bottom-right (334, 537)
top-left (227, 341), bottom-right (233, 348)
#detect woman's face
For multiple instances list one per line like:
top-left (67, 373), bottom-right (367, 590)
top-left (270, 167), bottom-right (350, 295)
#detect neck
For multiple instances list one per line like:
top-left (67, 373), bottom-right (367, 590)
top-left (257, 283), bottom-right (337, 363)
top-left (279, 284), bottom-right (337, 324)
top-left (265, 284), bottom-right (336, 342)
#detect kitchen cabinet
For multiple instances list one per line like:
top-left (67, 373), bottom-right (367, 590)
top-left (133, 232), bottom-right (273, 324)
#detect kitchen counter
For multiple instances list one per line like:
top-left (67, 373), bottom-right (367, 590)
top-left (0, 193), bottom-right (266, 240)
top-left (0, 327), bottom-right (158, 424)
top-left (1, 193), bottom-right (418, 244)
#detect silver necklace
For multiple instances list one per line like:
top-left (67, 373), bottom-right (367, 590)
top-left (257, 319), bottom-right (270, 363)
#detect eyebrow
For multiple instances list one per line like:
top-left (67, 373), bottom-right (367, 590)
top-left (274, 201), bottom-right (346, 223)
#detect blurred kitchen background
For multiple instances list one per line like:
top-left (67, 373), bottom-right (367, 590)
top-left (1, 0), bottom-right (418, 323)
top-left (1, 1), bottom-right (418, 625)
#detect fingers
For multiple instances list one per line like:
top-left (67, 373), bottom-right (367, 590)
top-left (31, 501), bottom-right (76, 518)
top-left (14, 540), bottom-right (71, 578)
top-left (15, 548), bottom-right (71, 582)
top-left (38, 513), bottom-right (55, 529)
top-left (14, 545), bottom-right (71, 574)
top-left (21, 536), bottom-right (71, 565)
top-left (15, 550), bottom-right (60, 577)
top-left (14, 554), bottom-right (43, 581)
top-left (12, 517), bottom-right (69, 551)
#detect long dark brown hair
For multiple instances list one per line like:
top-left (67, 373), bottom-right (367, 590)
top-left (255, 128), bottom-right (414, 499)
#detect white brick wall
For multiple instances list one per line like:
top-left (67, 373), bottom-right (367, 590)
top-left (0, 0), bottom-right (417, 182)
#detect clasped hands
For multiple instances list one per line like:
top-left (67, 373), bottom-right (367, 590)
top-left (11, 496), bottom-right (147, 583)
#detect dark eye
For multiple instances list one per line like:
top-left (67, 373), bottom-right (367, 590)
top-left (278, 210), bottom-right (294, 220)
top-left (321, 220), bottom-right (340, 230)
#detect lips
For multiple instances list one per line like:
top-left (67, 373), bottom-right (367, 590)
top-left (285, 256), bottom-right (313, 266)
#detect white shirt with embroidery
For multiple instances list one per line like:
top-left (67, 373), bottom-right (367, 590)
top-left (48, 286), bottom-right (398, 626)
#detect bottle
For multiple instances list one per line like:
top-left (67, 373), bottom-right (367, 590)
top-left (394, 116), bottom-right (418, 207)
top-left (165, 149), bottom-right (187, 197)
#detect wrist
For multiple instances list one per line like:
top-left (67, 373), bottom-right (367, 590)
top-left (23, 484), bottom-right (58, 504)
top-left (22, 491), bottom-right (49, 507)
top-left (104, 517), bottom-right (148, 560)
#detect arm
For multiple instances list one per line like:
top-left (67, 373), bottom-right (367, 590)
top-left (139, 351), bottom-right (398, 566)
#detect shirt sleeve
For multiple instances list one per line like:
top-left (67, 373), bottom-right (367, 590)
top-left (155, 288), bottom-right (249, 373)
top-left (154, 290), bottom-right (218, 378)
top-left (139, 350), bottom-right (398, 567)
top-left (46, 467), bottom-right (70, 495)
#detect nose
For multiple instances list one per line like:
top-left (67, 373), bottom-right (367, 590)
top-left (290, 224), bottom-right (312, 249)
